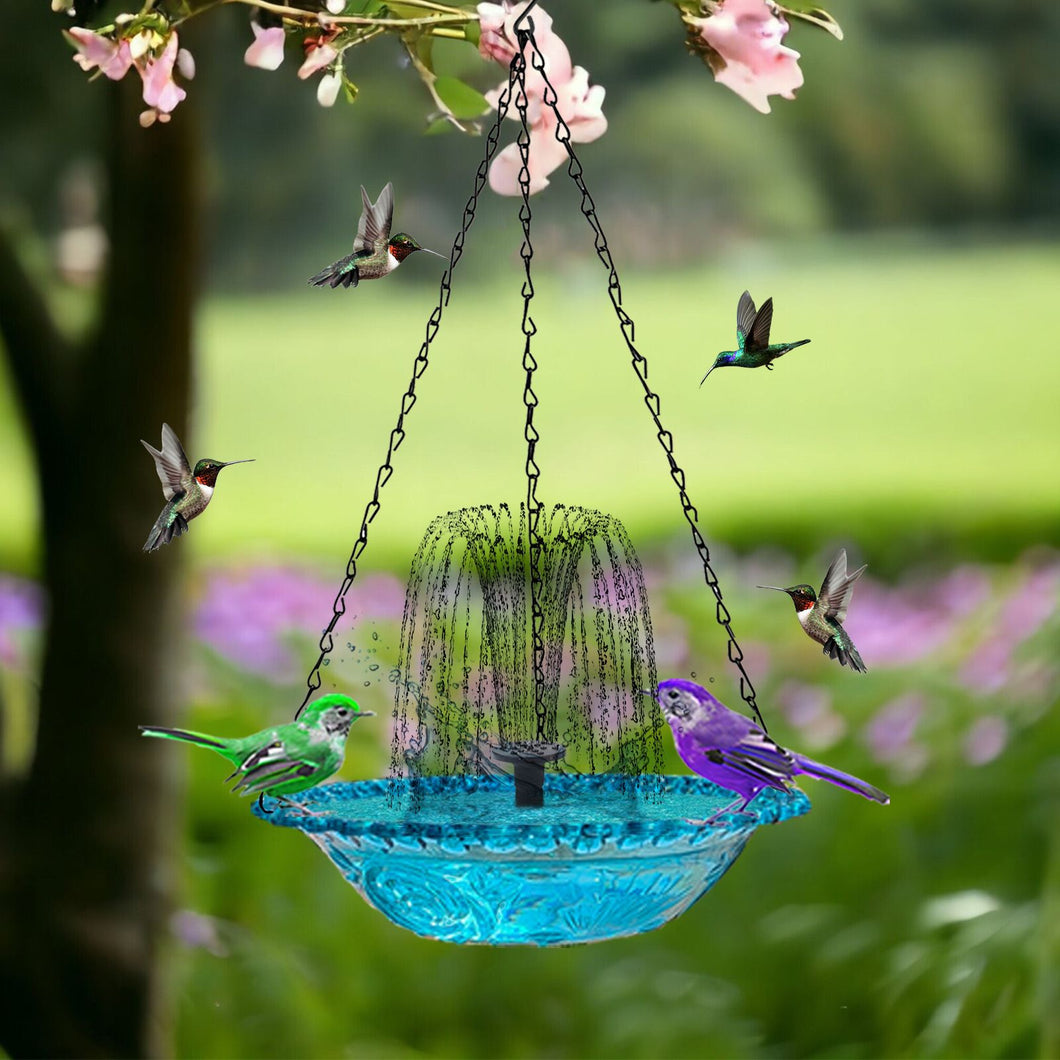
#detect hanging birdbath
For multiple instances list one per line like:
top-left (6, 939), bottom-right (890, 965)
top-left (255, 6), bottom-right (809, 945)
top-left (255, 775), bottom-right (808, 946)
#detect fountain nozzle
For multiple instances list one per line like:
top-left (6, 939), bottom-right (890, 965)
top-left (492, 741), bottom-right (566, 808)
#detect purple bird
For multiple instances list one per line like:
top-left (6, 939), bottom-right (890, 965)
top-left (654, 679), bottom-right (889, 822)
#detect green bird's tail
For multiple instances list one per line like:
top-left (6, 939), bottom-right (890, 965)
top-left (139, 725), bottom-right (241, 765)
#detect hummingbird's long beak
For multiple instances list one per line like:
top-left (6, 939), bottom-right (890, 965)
top-left (699, 366), bottom-right (716, 386)
top-left (756, 585), bottom-right (789, 593)
top-left (421, 248), bottom-right (447, 260)
top-left (221, 459), bottom-right (255, 467)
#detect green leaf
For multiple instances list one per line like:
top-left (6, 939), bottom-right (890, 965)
top-left (433, 76), bottom-right (490, 120)
top-left (425, 116), bottom-right (456, 135)
top-left (342, 73), bottom-right (360, 103)
top-left (464, 20), bottom-right (480, 47)
top-left (781, 5), bottom-right (844, 40)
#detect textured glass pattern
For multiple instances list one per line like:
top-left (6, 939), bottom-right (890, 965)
top-left (254, 775), bottom-right (811, 945)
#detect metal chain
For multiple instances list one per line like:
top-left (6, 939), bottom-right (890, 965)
top-left (295, 55), bottom-right (523, 719)
top-left (513, 24), bottom-right (548, 743)
top-left (522, 36), bottom-right (769, 733)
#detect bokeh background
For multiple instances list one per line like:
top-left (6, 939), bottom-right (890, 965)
top-left (1, 0), bottom-right (1058, 1056)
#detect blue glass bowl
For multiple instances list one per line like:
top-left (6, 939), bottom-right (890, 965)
top-left (253, 774), bottom-right (810, 945)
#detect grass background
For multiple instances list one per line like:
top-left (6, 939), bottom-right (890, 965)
top-left (2, 238), bottom-right (1055, 570)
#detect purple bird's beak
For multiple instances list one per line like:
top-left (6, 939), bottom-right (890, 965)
top-left (637, 688), bottom-right (657, 698)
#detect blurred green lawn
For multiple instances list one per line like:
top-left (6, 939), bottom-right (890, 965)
top-left (0, 238), bottom-right (1056, 570)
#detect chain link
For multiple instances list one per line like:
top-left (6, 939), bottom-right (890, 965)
top-left (513, 24), bottom-right (549, 743)
top-left (522, 36), bottom-right (769, 733)
top-left (295, 54), bottom-right (523, 719)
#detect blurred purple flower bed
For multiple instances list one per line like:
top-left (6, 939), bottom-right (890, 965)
top-left (2, 548), bottom-right (1056, 780)
top-left (191, 564), bottom-right (405, 680)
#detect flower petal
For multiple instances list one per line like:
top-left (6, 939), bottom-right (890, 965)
top-left (141, 34), bottom-right (186, 114)
top-left (298, 41), bottom-right (338, 79)
top-left (317, 71), bottom-right (342, 107)
top-left (244, 23), bottom-right (285, 71)
top-left (67, 27), bottom-right (133, 80)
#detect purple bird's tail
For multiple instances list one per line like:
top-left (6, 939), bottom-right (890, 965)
top-left (793, 753), bottom-right (889, 804)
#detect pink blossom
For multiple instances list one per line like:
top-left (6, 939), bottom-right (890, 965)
top-left (298, 38), bottom-right (339, 79)
top-left (479, 2), bottom-right (604, 195)
top-left (487, 66), bottom-right (606, 195)
top-left (477, 2), bottom-right (572, 88)
top-left (66, 27), bottom-right (133, 81)
top-left (688, 0), bottom-right (803, 115)
top-left (245, 23), bottom-right (285, 71)
top-left (140, 33), bottom-right (187, 115)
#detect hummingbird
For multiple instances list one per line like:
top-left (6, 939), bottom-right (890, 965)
top-left (141, 423), bottom-right (253, 552)
top-left (758, 549), bottom-right (868, 673)
top-left (701, 290), bottom-right (810, 383)
top-left (308, 182), bottom-right (445, 289)
top-left (139, 694), bottom-right (375, 807)
top-left (651, 679), bottom-right (888, 823)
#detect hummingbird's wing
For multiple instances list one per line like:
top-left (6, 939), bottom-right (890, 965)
top-left (352, 182), bottom-right (394, 254)
top-left (141, 423), bottom-right (192, 501)
top-left (747, 297), bottom-right (774, 352)
top-left (736, 290), bottom-right (757, 349)
top-left (818, 548), bottom-right (867, 623)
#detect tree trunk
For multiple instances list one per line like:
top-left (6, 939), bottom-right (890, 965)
top-left (0, 75), bottom-right (198, 1058)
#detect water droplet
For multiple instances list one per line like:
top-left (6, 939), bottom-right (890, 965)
top-left (347, 642), bottom-right (355, 651)
top-left (372, 632), bottom-right (379, 641)
top-left (323, 659), bottom-right (330, 667)
top-left (363, 681), bottom-right (371, 687)
top-left (690, 672), bottom-right (696, 678)
top-left (369, 664), bottom-right (380, 672)
top-left (708, 677), bottom-right (715, 683)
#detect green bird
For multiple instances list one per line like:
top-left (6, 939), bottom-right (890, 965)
top-left (308, 182), bottom-right (444, 289)
top-left (758, 549), bottom-right (868, 673)
top-left (139, 694), bottom-right (375, 806)
top-left (701, 290), bottom-right (811, 383)
top-left (141, 423), bottom-right (253, 552)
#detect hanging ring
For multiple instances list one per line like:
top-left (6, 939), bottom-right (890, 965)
top-left (511, 0), bottom-right (540, 34)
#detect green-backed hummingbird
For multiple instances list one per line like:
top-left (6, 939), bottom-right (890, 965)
top-left (701, 290), bottom-right (810, 382)
top-left (141, 423), bottom-right (253, 552)
top-left (139, 694), bottom-right (374, 806)
top-left (308, 182), bottom-right (445, 289)
top-left (758, 549), bottom-right (868, 673)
